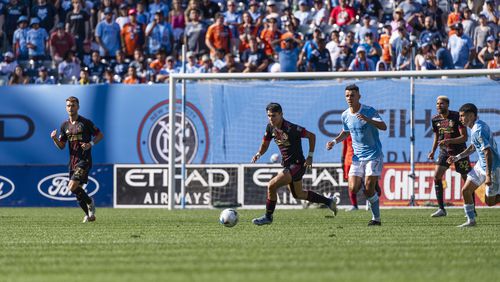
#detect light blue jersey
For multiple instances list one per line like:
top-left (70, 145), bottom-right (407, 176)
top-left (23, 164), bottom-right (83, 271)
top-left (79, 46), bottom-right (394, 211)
top-left (342, 104), bottom-right (383, 161)
top-left (471, 119), bottom-right (500, 172)
top-left (95, 20), bottom-right (121, 57)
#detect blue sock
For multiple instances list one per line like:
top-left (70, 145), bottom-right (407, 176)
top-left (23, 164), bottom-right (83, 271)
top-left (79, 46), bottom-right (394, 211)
top-left (464, 204), bottom-right (476, 222)
top-left (367, 194), bottom-right (381, 221)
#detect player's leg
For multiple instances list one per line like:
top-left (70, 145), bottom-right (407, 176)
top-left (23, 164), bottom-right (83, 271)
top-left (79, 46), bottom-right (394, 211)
top-left (431, 164), bottom-right (448, 217)
top-left (344, 160), bottom-right (358, 211)
top-left (484, 167), bottom-right (500, 206)
top-left (70, 166), bottom-right (95, 222)
top-left (252, 170), bottom-right (292, 225)
top-left (456, 157), bottom-right (476, 215)
top-left (68, 178), bottom-right (89, 218)
top-left (458, 164), bottom-right (483, 227)
top-left (289, 180), bottom-right (337, 216)
top-left (363, 157), bottom-right (383, 226)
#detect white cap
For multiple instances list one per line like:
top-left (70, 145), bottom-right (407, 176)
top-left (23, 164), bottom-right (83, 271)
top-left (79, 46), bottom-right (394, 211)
top-left (356, 46), bottom-right (366, 53)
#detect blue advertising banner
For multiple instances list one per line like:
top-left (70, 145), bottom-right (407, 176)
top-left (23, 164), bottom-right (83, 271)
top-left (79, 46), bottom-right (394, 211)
top-left (0, 78), bottom-right (498, 165)
top-left (0, 164), bottom-right (113, 207)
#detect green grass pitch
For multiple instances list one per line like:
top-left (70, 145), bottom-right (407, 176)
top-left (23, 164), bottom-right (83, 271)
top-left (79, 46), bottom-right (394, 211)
top-left (1, 208), bottom-right (500, 282)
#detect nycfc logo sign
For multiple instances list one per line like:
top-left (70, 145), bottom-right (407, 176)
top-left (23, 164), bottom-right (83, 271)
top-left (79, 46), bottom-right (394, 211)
top-left (37, 173), bottom-right (99, 201)
top-left (0, 176), bottom-right (15, 200)
top-left (137, 101), bottom-right (209, 164)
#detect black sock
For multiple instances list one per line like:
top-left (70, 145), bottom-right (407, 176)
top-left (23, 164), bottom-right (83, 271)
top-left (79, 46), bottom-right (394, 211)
top-left (265, 199), bottom-right (277, 218)
top-left (434, 180), bottom-right (445, 210)
top-left (306, 191), bottom-right (330, 205)
top-left (74, 187), bottom-right (92, 205)
top-left (75, 193), bottom-right (89, 216)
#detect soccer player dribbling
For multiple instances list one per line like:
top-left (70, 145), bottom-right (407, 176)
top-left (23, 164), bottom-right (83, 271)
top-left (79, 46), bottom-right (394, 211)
top-left (50, 96), bottom-right (104, 223)
top-left (251, 103), bottom-right (338, 225)
top-left (448, 103), bottom-right (500, 227)
top-left (326, 84), bottom-right (387, 226)
top-left (428, 96), bottom-right (472, 217)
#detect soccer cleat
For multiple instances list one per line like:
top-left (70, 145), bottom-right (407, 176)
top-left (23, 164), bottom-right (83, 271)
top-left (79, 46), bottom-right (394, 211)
top-left (346, 206), bottom-right (359, 212)
top-left (87, 198), bottom-right (96, 222)
top-left (82, 215), bottom-right (89, 223)
top-left (328, 197), bottom-right (338, 216)
top-left (457, 221), bottom-right (476, 228)
top-left (431, 209), bottom-right (447, 217)
top-left (252, 215), bottom-right (273, 226)
top-left (367, 220), bottom-right (381, 226)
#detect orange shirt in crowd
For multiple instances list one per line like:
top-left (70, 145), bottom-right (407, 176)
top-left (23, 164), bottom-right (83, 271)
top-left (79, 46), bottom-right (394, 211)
top-left (149, 59), bottom-right (165, 74)
top-left (447, 12), bottom-right (461, 37)
top-left (206, 24), bottom-right (231, 55)
top-left (260, 29), bottom-right (281, 56)
top-left (121, 22), bottom-right (145, 57)
top-left (379, 33), bottom-right (391, 63)
top-left (123, 76), bottom-right (141, 84)
top-left (238, 24), bottom-right (259, 53)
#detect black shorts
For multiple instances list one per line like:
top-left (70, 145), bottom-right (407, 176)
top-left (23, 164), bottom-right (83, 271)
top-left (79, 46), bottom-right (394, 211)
top-left (69, 166), bottom-right (90, 184)
top-left (436, 151), bottom-right (471, 175)
top-left (283, 160), bottom-right (306, 182)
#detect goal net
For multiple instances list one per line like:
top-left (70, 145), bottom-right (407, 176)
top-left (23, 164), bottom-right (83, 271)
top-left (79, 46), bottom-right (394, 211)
top-left (166, 70), bottom-right (500, 209)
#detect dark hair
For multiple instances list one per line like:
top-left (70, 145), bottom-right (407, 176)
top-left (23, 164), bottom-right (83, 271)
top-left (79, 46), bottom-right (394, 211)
top-left (266, 102), bottom-right (282, 113)
top-left (66, 96), bottom-right (79, 105)
top-left (345, 84), bottom-right (359, 92)
top-left (459, 103), bottom-right (478, 116)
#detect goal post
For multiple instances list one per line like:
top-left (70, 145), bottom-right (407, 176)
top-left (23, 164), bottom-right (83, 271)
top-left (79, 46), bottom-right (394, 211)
top-left (168, 69), bottom-right (500, 210)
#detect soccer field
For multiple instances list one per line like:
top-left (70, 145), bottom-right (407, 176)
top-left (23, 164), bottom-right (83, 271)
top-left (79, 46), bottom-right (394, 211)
top-left (1, 208), bottom-right (499, 282)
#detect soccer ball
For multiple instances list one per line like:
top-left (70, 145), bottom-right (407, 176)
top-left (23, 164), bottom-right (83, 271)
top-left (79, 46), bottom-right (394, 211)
top-left (270, 153), bottom-right (280, 163)
top-left (219, 208), bottom-right (239, 227)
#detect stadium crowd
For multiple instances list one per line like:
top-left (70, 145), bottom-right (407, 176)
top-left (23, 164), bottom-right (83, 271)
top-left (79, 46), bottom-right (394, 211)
top-left (0, 0), bottom-right (498, 85)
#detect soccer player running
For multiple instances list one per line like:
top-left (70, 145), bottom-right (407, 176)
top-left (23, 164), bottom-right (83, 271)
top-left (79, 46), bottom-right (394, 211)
top-left (251, 103), bottom-right (338, 225)
top-left (50, 96), bottom-right (104, 223)
top-left (448, 103), bottom-right (500, 228)
top-left (326, 84), bottom-right (387, 226)
top-left (428, 96), bottom-right (471, 217)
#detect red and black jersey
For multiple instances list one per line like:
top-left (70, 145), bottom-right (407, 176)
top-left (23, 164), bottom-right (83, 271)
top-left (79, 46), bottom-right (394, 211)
top-left (264, 120), bottom-right (307, 166)
top-left (431, 110), bottom-right (467, 155)
top-left (58, 115), bottom-right (100, 170)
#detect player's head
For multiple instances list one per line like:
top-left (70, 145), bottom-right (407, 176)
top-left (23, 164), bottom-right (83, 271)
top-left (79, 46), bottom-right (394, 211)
top-left (266, 102), bottom-right (283, 127)
top-left (65, 96), bottom-right (80, 116)
top-left (344, 84), bottom-right (360, 107)
top-left (458, 103), bottom-right (478, 128)
top-left (436, 96), bottom-right (449, 114)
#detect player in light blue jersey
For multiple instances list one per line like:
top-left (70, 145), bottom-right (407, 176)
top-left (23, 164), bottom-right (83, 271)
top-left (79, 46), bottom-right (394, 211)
top-left (448, 103), bottom-right (500, 228)
top-left (326, 84), bottom-right (387, 226)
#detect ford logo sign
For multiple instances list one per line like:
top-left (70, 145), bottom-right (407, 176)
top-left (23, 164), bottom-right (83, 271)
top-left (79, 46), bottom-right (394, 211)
top-left (37, 173), bottom-right (99, 201)
top-left (0, 175), bottom-right (15, 200)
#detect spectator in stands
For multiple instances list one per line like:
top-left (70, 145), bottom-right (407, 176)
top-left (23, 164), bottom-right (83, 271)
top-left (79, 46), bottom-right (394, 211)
top-left (349, 45), bottom-right (375, 71)
top-left (129, 49), bottom-right (148, 79)
top-left (32, 0), bottom-right (58, 32)
top-left (329, 0), bottom-right (356, 27)
top-left (110, 50), bottom-right (129, 78)
top-left (448, 23), bottom-right (474, 69)
top-left (121, 8), bottom-right (146, 58)
top-left (136, 2), bottom-right (150, 26)
top-left (294, 0), bottom-right (312, 25)
top-left (379, 23), bottom-right (393, 69)
top-left (224, 0), bottom-right (242, 52)
top-left (239, 11), bottom-right (259, 54)
top-left (273, 37), bottom-right (301, 72)
top-left (50, 22), bottom-right (75, 64)
top-left (220, 53), bottom-right (244, 73)
top-left (96, 7), bottom-right (121, 60)
top-left (396, 45), bottom-right (411, 70)
top-left (478, 36), bottom-right (497, 67)
top-left (447, 1), bottom-right (462, 34)
top-left (419, 16), bottom-right (441, 45)
top-left (298, 28), bottom-right (322, 68)
top-left (66, 0), bottom-right (91, 56)
top-left (359, 0), bottom-right (384, 22)
top-left (13, 16), bottom-right (29, 60)
top-left (482, 0), bottom-right (499, 29)
top-left (34, 66), bottom-right (55, 84)
top-left (149, 0), bottom-right (169, 19)
top-left (212, 48), bottom-right (227, 71)
top-left (184, 51), bottom-right (200, 73)
top-left (200, 0), bottom-right (220, 21)
top-left (0, 52), bottom-right (18, 76)
top-left (8, 65), bottom-right (29, 85)
top-left (4, 0), bottom-right (28, 46)
top-left (326, 30), bottom-right (342, 68)
top-left (170, 0), bottom-right (186, 48)
top-left (488, 51), bottom-right (499, 75)
top-left (206, 13), bottom-right (231, 58)
top-left (415, 41), bottom-right (436, 70)
top-left (307, 37), bottom-right (332, 71)
top-left (26, 18), bottom-right (49, 60)
top-left (397, 0), bottom-right (423, 26)
top-left (103, 67), bottom-right (116, 83)
top-left (260, 17), bottom-right (281, 57)
top-left (87, 50), bottom-right (106, 78)
top-left (150, 48), bottom-right (167, 75)
top-left (335, 43), bottom-right (354, 71)
top-left (248, 0), bottom-right (263, 24)
top-left (311, 0), bottom-right (328, 27)
top-left (123, 65), bottom-right (142, 84)
top-left (197, 54), bottom-right (213, 73)
top-left (474, 14), bottom-right (495, 52)
top-left (362, 32), bottom-right (382, 65)
top-left (280, 6), bottom-right (299, 31)
top-left (79, 67), bottom-right (91, 84)
top-left (266, 0), bottom-right (281, 22)
top-left (58, 50), bottom-right (81, 83)
top-left (390, 26), bottom-right (410, 68)
top-left (156, 55), bottom-right (178, 82)
top-left (116, 4), bottom-right (130, 29)
top-left (146, 10), bottom-right (174, 56)
top-left (462, 8), bottom-right (477, 40)
top-left (432, 38), bottom-right (455, 70)
top-left (241, 37), bottom-right (269, 72)
top-left (356, 14), bottom-right (378, 44)
top-left (184, 9), bottom-right (208, 56)
top-left (424, 0), bottom-right (444, 34)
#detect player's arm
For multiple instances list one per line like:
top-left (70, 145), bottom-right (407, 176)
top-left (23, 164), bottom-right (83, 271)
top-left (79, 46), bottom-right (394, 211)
top-left (304, 130), bottom-right (316, 167)
top-left (326, 130), bottom-right (350, 150)
top-left (439, 126), bottom-right (468, 146)
top-left (50, 129), bottom-right (65, 150)
top-left (428, 131), bottom-right (439, 160)
top-left (251, 140), bottom-right (270, 163)
top-left (81, 131), bottom-right (104, 151)
top-left (484, 147), bottom-right (494, 185)
top-left (447, 144), bottom-right (475, 164)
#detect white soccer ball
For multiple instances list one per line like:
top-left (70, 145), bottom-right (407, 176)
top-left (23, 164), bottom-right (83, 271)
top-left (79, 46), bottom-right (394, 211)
top-left (219, 208), bottom-right (239, 227)
top-left (270, 153), bottom-right (280, 164)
